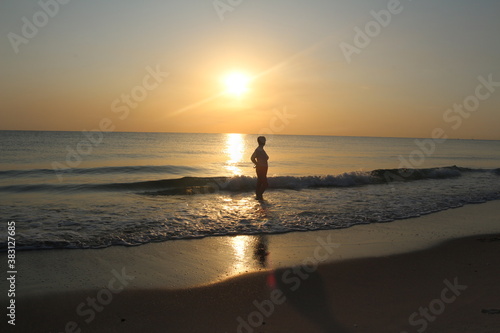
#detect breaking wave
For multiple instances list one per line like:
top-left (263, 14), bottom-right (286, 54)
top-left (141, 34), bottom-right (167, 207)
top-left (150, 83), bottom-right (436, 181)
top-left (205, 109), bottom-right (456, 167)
top-left (0, 165), bottom-right (495, 195)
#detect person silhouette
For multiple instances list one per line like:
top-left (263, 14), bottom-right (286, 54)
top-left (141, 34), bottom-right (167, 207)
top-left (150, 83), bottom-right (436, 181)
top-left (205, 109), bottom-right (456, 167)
top-left (251, 136), bottom-right (269, 200)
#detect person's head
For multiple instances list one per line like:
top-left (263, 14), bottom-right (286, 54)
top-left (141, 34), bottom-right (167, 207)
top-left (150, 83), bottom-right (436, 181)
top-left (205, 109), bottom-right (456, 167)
top-left (257, 136), bottom-right (266, 146)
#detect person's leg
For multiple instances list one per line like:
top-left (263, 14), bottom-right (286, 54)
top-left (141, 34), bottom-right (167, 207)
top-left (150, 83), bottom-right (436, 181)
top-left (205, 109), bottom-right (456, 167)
top-left (255, 168), bottom-right (262, 198)
top-left (260, 167), bottom-right (268, 194)
top-left (256, 166), bottom-right (268, 199)
top-left (255, 178), bottom-right (262, 197)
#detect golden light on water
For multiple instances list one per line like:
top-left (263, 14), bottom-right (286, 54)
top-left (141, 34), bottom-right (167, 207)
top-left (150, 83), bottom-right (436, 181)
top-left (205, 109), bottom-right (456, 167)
top-left (229, 233), bottom-right (270, 275)
top-left (224, 133), bottom-right (246, 175)
top-left (229, 235), bottom-right (253, 275)
top-left (231, 236), bottom-right (248, 262)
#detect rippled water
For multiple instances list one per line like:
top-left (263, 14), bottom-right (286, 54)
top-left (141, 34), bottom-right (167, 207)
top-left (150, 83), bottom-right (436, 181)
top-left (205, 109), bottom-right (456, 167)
top-left (1, 131), bottom-right (499, 250)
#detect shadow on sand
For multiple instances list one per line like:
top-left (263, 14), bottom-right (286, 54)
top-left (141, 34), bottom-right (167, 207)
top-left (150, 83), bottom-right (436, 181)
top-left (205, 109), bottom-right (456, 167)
top-left (274, 267), bottom-right (349, 333)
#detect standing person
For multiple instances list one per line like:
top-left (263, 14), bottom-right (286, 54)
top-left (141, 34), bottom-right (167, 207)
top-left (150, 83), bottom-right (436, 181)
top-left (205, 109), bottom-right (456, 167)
top-left (251, 136), bottom-right (269, 200)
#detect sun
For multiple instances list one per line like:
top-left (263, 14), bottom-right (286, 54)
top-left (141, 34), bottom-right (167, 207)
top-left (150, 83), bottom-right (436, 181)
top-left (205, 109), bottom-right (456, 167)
top-left (223, 72), bottom-right (251, 97)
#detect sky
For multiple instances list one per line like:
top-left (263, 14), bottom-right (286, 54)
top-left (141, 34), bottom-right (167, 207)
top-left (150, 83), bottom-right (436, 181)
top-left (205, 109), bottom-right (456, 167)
top-left (1, 0), bottom-right (499, 139)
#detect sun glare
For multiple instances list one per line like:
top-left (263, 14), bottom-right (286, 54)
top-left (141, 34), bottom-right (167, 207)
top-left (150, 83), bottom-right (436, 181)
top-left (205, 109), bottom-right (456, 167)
top-left (223, 72), bottom-right (250, 97)
top-left (224, 133), bottom-right (245, 175)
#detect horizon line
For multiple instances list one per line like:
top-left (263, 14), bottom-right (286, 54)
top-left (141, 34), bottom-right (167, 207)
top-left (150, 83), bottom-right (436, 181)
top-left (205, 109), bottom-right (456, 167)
top-left (0, 129), bottom-right (498, 142)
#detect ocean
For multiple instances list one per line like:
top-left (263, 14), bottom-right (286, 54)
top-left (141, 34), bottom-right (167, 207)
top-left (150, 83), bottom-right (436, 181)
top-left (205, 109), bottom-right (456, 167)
top-left (1, 130), bottom-right (499, 251)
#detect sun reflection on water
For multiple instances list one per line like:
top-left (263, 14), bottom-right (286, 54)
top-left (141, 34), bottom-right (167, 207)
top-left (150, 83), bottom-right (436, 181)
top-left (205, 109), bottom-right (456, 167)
top-left (224, 133), bottom-right (246, 175)
top-left (229, 234), bottom-right (271, 276)
top-left (230, 235), bottom-right (252, 274)
top-left (217, 198), bottom-right (274, 278)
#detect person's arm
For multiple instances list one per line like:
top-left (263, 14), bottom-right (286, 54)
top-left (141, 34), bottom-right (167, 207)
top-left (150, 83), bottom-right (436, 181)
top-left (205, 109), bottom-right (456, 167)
top-left (251, 149), bottom-right (258, 166)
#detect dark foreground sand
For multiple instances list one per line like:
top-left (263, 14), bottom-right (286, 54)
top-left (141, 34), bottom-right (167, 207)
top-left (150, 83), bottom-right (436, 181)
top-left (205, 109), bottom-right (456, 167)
top-left (4, 201), bottom-right (500, 332)
top-left (13, 237), bottom-right (500, 332)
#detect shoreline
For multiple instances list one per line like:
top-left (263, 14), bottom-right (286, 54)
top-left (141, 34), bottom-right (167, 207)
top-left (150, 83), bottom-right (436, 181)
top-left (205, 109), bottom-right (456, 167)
top-left (9, 200), bottom-right (500, 294)
top-left (1, 200), bottom-right (500, 332)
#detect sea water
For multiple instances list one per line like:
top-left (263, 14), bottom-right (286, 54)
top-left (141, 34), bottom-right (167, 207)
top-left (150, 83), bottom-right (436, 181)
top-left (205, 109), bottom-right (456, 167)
top-left (1, 131), bottom-right (499, 250)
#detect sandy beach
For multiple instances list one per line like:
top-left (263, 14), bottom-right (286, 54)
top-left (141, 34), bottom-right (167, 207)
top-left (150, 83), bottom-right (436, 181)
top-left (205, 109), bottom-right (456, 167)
top-left (4, 200), bottom-right (500, 332)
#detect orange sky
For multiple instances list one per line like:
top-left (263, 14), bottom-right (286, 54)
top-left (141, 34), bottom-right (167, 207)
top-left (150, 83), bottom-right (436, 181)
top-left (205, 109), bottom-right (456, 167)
top-left (1, 0), bottom-right (499, 140)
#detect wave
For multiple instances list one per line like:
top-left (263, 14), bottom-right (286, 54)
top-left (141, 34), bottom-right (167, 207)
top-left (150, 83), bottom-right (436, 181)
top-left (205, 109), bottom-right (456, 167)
top-left (0, 164), bottom-right (202, 178)
top-left (1, 165), bottom-right (495, 195)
